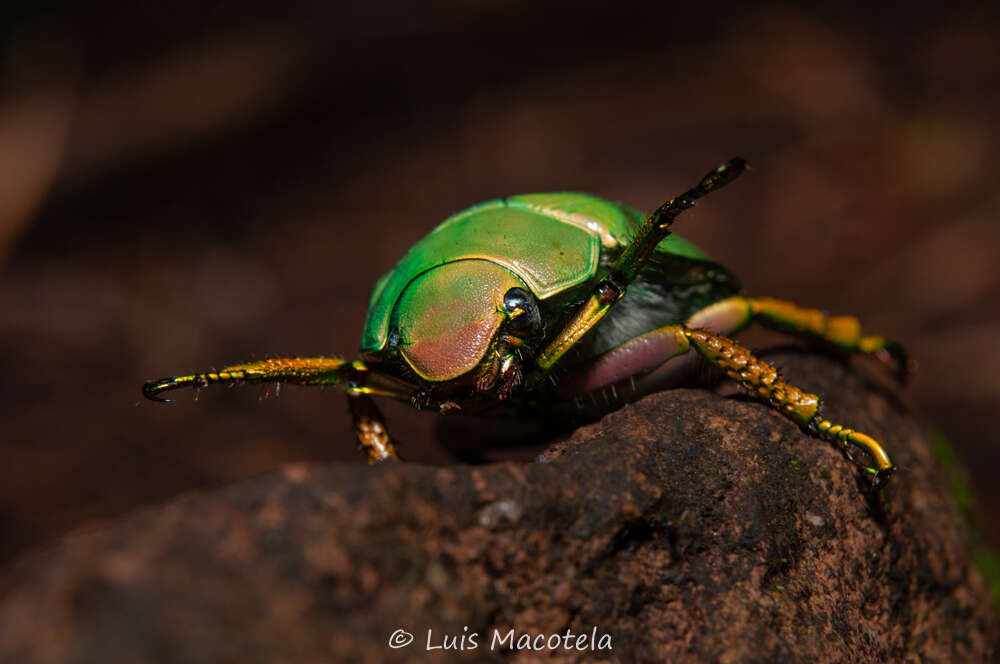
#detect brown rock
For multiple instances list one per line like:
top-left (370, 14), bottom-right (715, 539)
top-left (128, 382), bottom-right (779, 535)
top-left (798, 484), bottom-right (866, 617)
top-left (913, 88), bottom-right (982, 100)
top-left (0, 353), bottom-right (995, 663)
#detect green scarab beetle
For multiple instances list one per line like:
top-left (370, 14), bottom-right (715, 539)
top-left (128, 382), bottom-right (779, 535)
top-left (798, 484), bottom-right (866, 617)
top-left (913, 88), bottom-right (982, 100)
top-left (144, 158), bottom-right (907, 489)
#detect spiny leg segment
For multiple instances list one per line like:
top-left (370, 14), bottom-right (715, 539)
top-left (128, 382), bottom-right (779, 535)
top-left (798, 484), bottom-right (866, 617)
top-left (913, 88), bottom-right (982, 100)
top-left (143, 357), bottom-right (405, 463)
top-left (688, 296), bottom-right (910, 381)
top-left (348, 393), bottom-right (400, 462)
top-left (566, 321), bottom-right (895, 487)
top-left (682, 327), bottom-right (895, 488)
top-left (519, 157), bottom-right (895, 487)
top-left (143, 357), bottom-right (359, 401)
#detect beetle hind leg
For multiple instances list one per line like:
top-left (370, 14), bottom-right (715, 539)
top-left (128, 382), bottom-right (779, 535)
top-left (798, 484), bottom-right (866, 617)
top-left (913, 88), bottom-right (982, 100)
top-left (683, 327), bottom-right (895, 489)
top-left (688, 296), bottom-right (911, 382)
top-left (749, 296), bottom-right (910, 381)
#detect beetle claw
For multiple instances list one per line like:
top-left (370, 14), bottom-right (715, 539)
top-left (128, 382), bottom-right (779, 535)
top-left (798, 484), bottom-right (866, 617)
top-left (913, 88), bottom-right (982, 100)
top-left (142, 379), bottom-right (176, 403)
top-left (872, 466), bottom-right (895, 490)
top-left (142, 375), bottom-right (204, 402)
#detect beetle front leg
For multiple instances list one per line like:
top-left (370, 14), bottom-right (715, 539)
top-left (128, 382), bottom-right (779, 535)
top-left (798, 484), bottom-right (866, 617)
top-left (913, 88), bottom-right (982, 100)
top-left (142, 357), bottom-right (360, 401)
top-left (143, 356), bottom-right (413, 463)
top-left (530, 157), bottom-right (747, 376)
top-left (143, 356), bottom-right (417, 401)
top-left (688, 296), bottom-right (911, 382)
top-left (683, 327), bottom-right (895, 489)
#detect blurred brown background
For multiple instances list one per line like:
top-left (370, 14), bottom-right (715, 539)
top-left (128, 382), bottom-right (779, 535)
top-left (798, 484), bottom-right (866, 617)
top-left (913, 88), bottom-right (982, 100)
top-left (0, 1), bottom-right (998, 565)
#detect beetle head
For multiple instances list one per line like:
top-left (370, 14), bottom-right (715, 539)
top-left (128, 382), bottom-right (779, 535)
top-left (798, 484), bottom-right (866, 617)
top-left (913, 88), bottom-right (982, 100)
top-left (387, 259), bottom-right (542, 396)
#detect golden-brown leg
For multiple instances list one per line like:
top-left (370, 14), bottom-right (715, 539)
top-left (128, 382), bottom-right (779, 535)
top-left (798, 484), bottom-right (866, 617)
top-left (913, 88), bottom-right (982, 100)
top-left (683, 326), bottom-right (895, 488)
top-left (347, 393), bottom-right (400, 463)
top-left (143, 356), bottom-right (408, 463)
top-left (688, 296), bottom-right (910, 382)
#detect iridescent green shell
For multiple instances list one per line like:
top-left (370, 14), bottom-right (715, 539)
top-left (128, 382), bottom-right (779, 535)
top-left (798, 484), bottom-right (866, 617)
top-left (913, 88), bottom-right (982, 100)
top-left (360, 192), bottom-right (711, 352)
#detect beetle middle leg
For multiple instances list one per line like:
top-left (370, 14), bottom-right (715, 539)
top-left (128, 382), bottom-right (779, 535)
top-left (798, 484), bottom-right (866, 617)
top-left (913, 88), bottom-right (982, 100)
top-left (688, 296), bottom-right (910, 382)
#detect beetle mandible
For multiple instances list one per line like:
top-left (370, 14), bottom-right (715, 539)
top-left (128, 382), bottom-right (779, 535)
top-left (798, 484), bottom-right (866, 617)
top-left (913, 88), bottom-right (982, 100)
top-left (144, 158), bottom-right (907, 489)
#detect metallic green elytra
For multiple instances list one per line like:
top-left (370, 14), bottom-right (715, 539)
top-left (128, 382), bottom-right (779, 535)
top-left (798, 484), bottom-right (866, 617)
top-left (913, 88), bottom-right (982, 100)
top-left (361, 193), bottom-right (709, 354)
top-left (144, 158), bottom-right (909, 490)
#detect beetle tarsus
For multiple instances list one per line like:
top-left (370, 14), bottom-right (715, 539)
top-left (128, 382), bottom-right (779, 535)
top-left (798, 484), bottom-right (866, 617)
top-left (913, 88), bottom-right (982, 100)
top-left (707, 295), bottom-right (913, 388)
top-left (143, 373), bottom-right (221, 402)
top-left (142, 376), bottom-right (191, 402)
top-left (682, 326), bottom-right (895, 488)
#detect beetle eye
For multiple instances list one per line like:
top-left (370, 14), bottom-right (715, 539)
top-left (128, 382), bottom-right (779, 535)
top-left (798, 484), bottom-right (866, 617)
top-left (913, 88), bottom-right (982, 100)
top-left (503, 287), bottom-right (540, 336)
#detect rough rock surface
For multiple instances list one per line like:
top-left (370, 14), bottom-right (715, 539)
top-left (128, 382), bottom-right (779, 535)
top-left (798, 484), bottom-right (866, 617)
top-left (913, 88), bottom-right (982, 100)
top-left (0, 354), bottom-right (995, 663)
